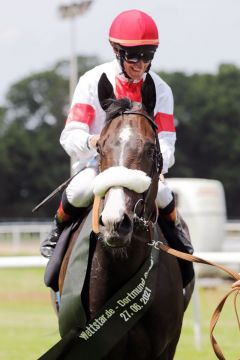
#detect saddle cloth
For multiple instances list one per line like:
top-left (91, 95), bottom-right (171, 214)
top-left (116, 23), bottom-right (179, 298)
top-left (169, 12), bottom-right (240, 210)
top-left (44, 216), bottom-right (90, 292)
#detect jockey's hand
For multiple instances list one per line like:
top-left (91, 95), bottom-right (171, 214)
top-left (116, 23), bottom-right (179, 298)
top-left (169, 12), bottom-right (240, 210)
top-left (88, 134), bottom-right (100, 150)
top-left (232, 277), bottom-right (240, 288)
top-left (160, 174), bottom-right (165, 182)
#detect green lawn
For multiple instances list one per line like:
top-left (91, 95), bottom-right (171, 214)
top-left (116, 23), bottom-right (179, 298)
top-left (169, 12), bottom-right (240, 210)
top-left (0, 268), bottom-right (239, 359)
top-left (0, 268), bottom-right (60, 360)
top-left (176, 285), bottom-right (240, 360)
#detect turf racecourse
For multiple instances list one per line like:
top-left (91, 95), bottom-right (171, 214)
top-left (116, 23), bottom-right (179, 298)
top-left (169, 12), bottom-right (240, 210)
top-left (0, 267), bottom-right (239, 360)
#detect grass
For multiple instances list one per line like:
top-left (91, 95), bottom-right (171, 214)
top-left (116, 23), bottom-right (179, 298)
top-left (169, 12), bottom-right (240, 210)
top-left (0, 268), bottom-right (60, 360)
top-left (176, 285), bottom-right (240, 360)
top-left (0, 268), bottom-right (239, 360)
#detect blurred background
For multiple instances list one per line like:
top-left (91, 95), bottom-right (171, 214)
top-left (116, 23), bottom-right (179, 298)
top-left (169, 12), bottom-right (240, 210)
top-left (0, 0), bottom-right (240, 359)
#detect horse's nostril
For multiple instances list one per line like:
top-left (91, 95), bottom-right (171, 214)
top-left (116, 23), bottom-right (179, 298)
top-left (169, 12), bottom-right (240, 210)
top-left (99, 215), bottom-right (104, 226)
top-left (115, 214), bottom-right (133, 235)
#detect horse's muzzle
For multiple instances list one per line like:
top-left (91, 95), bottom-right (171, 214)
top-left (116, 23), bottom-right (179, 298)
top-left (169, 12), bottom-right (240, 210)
top-left (100, 213), bottom-right (133, 248)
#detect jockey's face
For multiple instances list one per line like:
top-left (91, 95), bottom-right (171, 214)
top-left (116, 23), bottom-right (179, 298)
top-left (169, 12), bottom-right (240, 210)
top-left (123, 60), bottom-right (150, 80)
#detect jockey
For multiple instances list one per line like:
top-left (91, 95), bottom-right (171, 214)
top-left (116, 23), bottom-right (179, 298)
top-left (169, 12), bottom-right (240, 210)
top-left (40, 9), bottom-right (194, 265)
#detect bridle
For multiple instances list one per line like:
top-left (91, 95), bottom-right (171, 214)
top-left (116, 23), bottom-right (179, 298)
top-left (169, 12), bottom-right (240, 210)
top-left (107, 107), bottom-right (162, 227)
top-left (122, 109), bottom-right (162, 175)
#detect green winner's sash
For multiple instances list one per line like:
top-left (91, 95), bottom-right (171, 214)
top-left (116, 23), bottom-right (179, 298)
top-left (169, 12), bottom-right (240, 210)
top-left (39, 212), bottom-right (159, 360)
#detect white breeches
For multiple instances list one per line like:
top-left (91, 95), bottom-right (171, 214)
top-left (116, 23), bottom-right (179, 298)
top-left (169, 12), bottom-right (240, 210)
top-left (156, 180), bottom-right (173, 209)
top-left (66, 166), bottom-right (99, 207)
top-left (66, 165), bottom-right (173, 209)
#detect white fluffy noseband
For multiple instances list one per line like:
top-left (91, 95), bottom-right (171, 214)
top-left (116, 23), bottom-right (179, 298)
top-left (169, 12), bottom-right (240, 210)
top-left (93, 166), bottom-right (151, 197)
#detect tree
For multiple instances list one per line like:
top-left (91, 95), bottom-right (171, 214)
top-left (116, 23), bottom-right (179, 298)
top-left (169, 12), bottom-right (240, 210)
top-left (161, 64), bottom-right (240, 218)
top-left (1, 59), bottom-right (240, 219)
top-left (0, 56), bottom-right (100, 219)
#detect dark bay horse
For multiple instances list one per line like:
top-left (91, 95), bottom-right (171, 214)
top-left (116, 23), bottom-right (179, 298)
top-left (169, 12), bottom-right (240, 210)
top-left (59, 73), bottom-right (189, 359)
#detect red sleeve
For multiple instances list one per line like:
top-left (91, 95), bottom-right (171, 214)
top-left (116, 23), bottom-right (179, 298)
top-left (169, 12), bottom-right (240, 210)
top-left (66, 103), bottom-right (95, 127)
top-left (154, 112), bottom-right (175, 133)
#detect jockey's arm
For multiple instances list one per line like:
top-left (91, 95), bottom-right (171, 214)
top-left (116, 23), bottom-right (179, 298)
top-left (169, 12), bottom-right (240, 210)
top-left (60, 71), bottom-right (101, 162)
top-left (158, 131), bottom-right (176, 174)
top-left (60, 121), bottom-right (97, 161)
top-left (153, 76), bottom-right (176, 175)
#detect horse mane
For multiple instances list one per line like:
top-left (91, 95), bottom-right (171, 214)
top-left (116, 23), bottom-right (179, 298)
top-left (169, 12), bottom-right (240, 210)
top-left (104, 97), bottom-right (133, 122)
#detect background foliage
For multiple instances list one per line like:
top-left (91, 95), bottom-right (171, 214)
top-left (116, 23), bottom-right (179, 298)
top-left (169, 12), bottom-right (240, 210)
top-left (0, 58), bottom-right (239, 219)
top-left (165, 64), bottom-right (240, 219)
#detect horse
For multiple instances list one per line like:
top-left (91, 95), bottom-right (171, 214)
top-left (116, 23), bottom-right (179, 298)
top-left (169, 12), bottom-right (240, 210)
top-left (58, 73), bottom-right (192, 360)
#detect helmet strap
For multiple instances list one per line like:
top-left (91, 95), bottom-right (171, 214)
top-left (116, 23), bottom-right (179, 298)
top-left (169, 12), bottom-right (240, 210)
top-left (119, 54), bottom-right (131, 79)
top-left (146, 62), bottom-right (152, 73)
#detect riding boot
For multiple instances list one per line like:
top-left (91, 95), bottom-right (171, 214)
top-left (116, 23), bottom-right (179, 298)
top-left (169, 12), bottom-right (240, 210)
top-left (158, 197), bottom-right (194, 254)
top-left (40, 192), bottom-right (80, 258)
top-left (158, 199), bottom-right (195, 287)
top-left (40, 215), bottom-right (66, 258)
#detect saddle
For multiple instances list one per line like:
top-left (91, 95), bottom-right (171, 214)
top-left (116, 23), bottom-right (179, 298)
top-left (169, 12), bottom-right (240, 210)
top-left (44, 208), bottom-right (90, 292)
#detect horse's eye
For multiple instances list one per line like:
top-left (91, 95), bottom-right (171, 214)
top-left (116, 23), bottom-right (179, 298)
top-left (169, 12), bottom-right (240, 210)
top-left (96, 144), bottom-right (105, 157)
top-left (146, 144), bottom-right (155, 158)
top-left (96, 143), bottom-right (101, 154)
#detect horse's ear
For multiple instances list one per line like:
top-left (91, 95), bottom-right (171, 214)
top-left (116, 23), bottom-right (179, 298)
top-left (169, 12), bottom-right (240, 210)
top-left (98, 73), bottom-right (116, 111)
top-left (141, 73), bottom-right (156, 116)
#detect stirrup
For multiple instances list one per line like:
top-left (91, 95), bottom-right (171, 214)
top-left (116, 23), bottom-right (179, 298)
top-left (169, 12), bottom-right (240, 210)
top-left (40, 219), bottom-right (65, 258)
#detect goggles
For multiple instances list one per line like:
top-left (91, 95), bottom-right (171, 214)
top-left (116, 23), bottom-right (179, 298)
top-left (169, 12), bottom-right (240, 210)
top-left (121, 50), bottom-right (155, 64)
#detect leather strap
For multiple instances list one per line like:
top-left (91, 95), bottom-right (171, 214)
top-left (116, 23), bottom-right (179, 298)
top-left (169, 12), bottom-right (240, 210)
top-left (154, 241), bottom-right (240, 360)
top-left (209, 287), bottom-right (240, 360)
top-left (92, 195), bottom-right (101, 233)
top-left (93, 197), bottom-right (240, 359)
top-left (157, 242), bottom-right (240, 281)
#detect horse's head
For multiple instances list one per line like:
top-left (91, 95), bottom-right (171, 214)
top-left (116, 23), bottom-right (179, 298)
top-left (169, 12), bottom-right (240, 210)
top-left (93, 73), bottom-right (162, 251)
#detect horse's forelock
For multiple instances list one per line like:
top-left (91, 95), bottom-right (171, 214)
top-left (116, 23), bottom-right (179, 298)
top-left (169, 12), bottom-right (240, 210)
top-left (105, 98), bottom-right (132, 122)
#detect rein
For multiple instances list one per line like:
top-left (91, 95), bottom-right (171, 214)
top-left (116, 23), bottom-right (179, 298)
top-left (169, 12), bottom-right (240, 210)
top-left (147, 239), bottom-right (240, 360)
top-left (92, 196), bottom-right (240, 359)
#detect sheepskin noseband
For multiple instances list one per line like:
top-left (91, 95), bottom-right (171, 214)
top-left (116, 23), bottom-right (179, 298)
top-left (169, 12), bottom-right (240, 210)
top-left (93, 166), bottom-right (151, 197)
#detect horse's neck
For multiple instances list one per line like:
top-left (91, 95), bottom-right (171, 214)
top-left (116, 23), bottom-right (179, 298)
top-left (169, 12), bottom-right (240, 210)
top-left (87, 231), bottom-right (151, 318)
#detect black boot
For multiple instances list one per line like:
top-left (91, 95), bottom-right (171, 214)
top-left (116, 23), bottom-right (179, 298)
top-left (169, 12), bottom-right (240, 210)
top-left (158, 213), bottom-right (194, 287)
top-left (158, 212), bottom-right (194, 254)
top-left (171, 215), bottom-right (194, 255)
top-left (40, 216), bottom-right (65, 258)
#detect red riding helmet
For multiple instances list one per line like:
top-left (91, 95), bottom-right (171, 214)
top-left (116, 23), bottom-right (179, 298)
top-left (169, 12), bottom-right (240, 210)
top-left (109, 9), bottom-right (159, 47)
